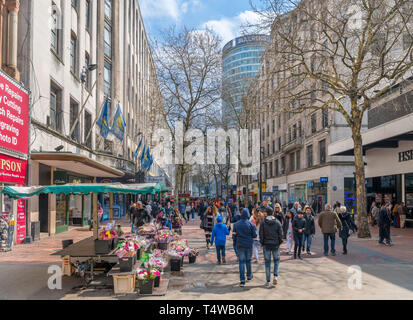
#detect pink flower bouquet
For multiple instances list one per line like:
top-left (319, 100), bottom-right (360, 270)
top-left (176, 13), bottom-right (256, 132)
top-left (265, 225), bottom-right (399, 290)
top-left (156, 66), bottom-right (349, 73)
top-left (136, 269), bottom-right (161, 282)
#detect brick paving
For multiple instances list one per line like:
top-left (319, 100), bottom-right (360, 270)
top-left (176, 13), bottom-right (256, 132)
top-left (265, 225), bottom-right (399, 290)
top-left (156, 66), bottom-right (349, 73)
top-left (0, 219), bottom-right (132, 265)
top-left (0, 214), bottom-right (412, 299)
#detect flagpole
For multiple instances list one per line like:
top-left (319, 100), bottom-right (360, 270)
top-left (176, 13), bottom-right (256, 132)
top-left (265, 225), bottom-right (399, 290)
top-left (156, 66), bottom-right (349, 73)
top-left (84, 97), bottom-right (107, 145)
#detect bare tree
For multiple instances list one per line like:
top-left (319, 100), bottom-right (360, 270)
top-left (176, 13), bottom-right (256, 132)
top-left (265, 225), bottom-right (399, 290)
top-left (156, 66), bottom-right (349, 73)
top-left (152, 27), bottom-right (222, 202)
top-left (248, 0), bottom-right (413, 237)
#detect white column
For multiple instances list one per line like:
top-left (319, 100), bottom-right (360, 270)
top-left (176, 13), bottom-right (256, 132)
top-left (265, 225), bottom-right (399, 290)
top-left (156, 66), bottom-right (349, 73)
top-left (402, 174), bottom-right (406, 203)
top-left (5, 0), bottom-right (19, 80)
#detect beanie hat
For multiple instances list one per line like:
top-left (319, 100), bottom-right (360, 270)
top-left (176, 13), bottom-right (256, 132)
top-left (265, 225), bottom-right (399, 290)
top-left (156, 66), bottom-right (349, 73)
top-left (217, 216), bottom-right (223, 223)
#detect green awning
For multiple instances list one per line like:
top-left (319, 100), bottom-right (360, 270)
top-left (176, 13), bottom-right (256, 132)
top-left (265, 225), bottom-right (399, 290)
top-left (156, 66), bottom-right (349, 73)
top-left (1, 183), bottom-right (165, 199)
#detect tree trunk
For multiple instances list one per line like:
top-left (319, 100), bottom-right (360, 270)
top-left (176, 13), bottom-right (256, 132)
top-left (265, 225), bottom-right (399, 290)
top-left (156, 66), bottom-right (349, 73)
top-left (353, 130), bottom-right (371, 238)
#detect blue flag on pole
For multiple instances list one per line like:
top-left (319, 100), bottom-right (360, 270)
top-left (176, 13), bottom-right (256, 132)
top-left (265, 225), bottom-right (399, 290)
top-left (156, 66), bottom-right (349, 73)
top-left (147, 154), bottom-right (154, 171)
top-left (133, 138), bottom-right (143, 159)
top-left (111, 104), bottom-right (126, 141)
top-left (140, 145), bottom-right (147, 164)
top-left (96, 97), bottom-right (110, 139)
top-left (142, 146), bottom-right (151, 169)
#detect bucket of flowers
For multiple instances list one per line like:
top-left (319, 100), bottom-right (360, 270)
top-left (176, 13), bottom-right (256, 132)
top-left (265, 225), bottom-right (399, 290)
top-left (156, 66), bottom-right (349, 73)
top-left (136, 269), bottom-right (160, 295)
top-left (188, 247), bottom-right (199, 264)
top-left (153, 233), bottom-right (170, 251)
top-left (168, 251), bottom-right (185, 271)
top-left (145, 258), bottom-right (167, 287)
top-left (95, 229), bottom-right (118, 254)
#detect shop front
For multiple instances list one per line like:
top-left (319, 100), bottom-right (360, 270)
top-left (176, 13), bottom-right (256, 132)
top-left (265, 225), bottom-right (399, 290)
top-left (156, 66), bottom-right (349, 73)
top-left (329, 112), bottom-right (413, 223)
top-left (31, 152), bottom-right (124, 235)
top-left (53, 171), bottom-right (93, 231)
top-left (288, 180), bottom-right (327, 212)
top-left (0, 70), bottom-right (30, 248)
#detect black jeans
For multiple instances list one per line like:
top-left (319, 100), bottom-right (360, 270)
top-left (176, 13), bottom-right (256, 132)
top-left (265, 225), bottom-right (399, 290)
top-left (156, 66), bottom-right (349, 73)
top-left (341, 237), bottom-right (348, 252)
top-left (293, 233), bottom-right (304, 256)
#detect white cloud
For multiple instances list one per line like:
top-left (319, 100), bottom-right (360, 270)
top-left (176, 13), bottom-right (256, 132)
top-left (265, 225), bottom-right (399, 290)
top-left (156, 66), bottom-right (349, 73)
top-left (140, 0), bottom-right (202, 22)
top-left (201, 10), bottom-right (265, 45)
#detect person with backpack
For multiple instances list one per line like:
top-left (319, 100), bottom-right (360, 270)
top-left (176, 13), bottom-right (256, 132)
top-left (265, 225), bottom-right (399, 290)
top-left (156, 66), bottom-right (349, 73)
top-left (210, 216), bottom-right (230, 264)
top-left (233, 208), bottom-right (257, 287)
top-left (259, 207), bottom-right (284, 287)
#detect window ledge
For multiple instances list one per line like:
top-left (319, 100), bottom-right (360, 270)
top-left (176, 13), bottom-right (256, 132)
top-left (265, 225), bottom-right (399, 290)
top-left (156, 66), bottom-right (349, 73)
top-left (50, 49), bottom-right (64, 65)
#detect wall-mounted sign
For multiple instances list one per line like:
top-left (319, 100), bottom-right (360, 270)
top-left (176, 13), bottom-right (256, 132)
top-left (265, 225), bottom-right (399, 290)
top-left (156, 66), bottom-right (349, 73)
top-left (0, 70), bottom-right (29, 156)
top-left (398, 149), bottom-right (413, 163)
top-left (320, 177), bottom-right (329, 183)
top-left (0, 153), bottom-right (26, 184)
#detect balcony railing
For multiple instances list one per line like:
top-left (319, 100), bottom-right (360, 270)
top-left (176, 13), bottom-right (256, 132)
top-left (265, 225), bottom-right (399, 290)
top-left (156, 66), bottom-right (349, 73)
top-left (282, 136), bottom-right (304, 153)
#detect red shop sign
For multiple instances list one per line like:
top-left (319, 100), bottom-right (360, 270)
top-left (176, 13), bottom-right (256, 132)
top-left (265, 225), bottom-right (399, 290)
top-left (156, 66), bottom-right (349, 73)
top-left (0, 153), bottom-right (27, 184)
top-left (0, 71), bottom-right (29, 155)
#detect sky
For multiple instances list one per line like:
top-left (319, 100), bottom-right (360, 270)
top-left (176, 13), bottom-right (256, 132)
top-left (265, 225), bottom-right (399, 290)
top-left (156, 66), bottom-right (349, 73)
top-left (139, 0), bottom-right (263, 46)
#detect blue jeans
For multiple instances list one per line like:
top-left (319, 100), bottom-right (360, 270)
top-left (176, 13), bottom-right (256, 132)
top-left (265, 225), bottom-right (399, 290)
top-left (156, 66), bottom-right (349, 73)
top-left (323, 233), bottom-right (336, 254)
top-left (216, 245), bottom-right (226, 262)
top-left (263, 246), bottom-right (280, 283)
top-left (303, 234), bottom-right (313, 253)
top-left (237, 247), bottom-right (253, 283)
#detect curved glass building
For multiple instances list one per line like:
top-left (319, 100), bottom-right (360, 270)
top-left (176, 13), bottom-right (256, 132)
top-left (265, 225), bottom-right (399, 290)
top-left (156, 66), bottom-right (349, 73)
top-left (222, 34), bottom-right (270, 127)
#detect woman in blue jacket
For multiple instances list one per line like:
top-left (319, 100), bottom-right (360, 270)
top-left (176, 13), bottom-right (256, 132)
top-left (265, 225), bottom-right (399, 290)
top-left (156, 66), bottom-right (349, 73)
top-left (211, 216), bottom-right (230, 264)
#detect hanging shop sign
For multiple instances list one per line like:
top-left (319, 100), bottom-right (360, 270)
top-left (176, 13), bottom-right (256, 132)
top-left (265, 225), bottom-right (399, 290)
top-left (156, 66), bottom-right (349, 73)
top-left (0, 70), bottom-right (29, 156)
top-left (0, 153), bottom-right (27, 184)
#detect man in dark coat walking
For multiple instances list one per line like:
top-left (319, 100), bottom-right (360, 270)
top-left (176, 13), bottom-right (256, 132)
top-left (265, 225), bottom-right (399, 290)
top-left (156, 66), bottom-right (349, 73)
top-left (378, 203), bottom-right (392, 246)
top-left (259, 208), bottom-right (283, 287)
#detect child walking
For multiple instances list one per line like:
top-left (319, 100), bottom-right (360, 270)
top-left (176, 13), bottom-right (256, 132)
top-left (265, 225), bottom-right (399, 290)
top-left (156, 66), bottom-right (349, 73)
top-left (210, 216), bottom-right (230, 264)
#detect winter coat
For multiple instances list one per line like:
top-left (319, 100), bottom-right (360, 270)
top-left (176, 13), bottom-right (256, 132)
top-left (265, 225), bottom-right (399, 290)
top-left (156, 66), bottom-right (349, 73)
top-left (338, 212), bottom-right (358, 239)
top-left (304, 214), bottom-right (316, 235)
top-left (283, 216), bottom-right (293, 239)
top-left (378, 208), bottom-right (392, 226)
top-left (259, 215), bottom-right (283, 248)
top-left (318, 210), bottom-right (342, 234)
top-left (210, 223), bottom-right (230, 246)
top-left (274, 211), bottom-right (285, 227)
top-left (133, 208), bottom-right (151, 228)
top-left (233, 209), bottom-right (257, 249)
top-left (292, 216), bottom-right (306, 235)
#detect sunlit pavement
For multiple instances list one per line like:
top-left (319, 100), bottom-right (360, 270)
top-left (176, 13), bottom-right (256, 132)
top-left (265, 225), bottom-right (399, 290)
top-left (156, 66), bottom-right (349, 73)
top-left (1, 216), bottom-right (413, 300)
